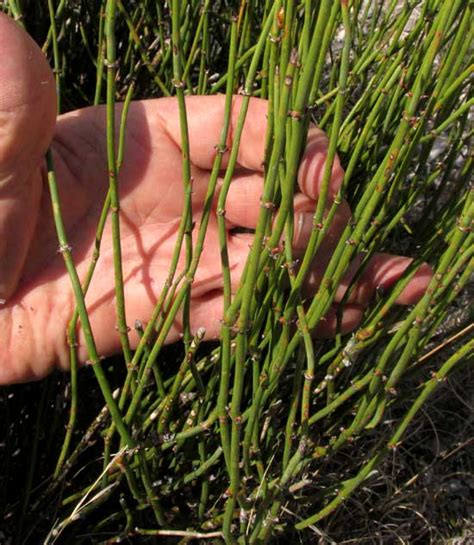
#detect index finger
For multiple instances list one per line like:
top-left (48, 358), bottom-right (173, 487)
top-left (157, 94), bottom-right (267, 172)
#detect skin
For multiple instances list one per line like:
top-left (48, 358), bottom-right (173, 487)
top-left (0, 14), bottom-right (432, 384)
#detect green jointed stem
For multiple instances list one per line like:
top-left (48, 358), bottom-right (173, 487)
top-left (303, 0), bottom-right (453, 336)
top-left (216, 16), bottom-right (239, 472)
top-left (424, 97), bottom-right (474, 140)
top-left (282, 346), bottom-right (305, 469)
top-left (121, 3), bottom-right (197, 420)
top-left (209, 45), bottom-right (258, 94)
top-left (45, 149), bottom-right (133, 447)
top-left (342, 192), bottom-right (472, 436)
top-left (158, 327), bottom-right (205, 434)
top-left (266, 0), bottom-right (334, 251)
top-left (169, 0), bottom-right (193, 349)
top-left (296, 337), bottom-right (474, 529)
top-left (294, 0), bottom-right (351, 290)
top-left (116, 0), bottom-right (170, 96)
top-left (58, 86), bottom-right (134, 482)
top-left (48, 44), bottom-right (165, 519)
top-left (252, 2), bottom-right (350, 421)
top-left (42, 0), bottom-right (67, 52)
top-left (124, 8), bottom-right (243, 431)
top-left (94, 1), bottom-right (106, 105)
top-left (47, 0), bottom-right (61, 112)
top-left (182, 0), bottom-right (211, 84)
top-left (307, 0), bottom-right (341, 106)
top-left (16, 1), bottom-right (473, 540)
top-left (197, 2), bottom-right (210, 94)
top-left (104, 91), bottom-right (157, 481)
top-left (383, 195), bottom-right (473, 393)
top-left (105, 0), bottom-right (133, 372)
top-left (221, 5), bottom-right (279, 538)
top-left (277, 0), bottom-right (295, 93)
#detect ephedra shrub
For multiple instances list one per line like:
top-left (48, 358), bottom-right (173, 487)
top-left (1, 1), bottom-right (472, 543)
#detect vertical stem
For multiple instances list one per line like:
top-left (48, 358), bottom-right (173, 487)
top-left (45, 150), bottom-right (133, 447)
top-left (171, 0), bottom-right (193, 348)
top-left (216, 16), bottom-right (239, 472)
top-left (47, 0), bottom-right (62, 112)
top-left (105, 0), bottom-right (133, 371)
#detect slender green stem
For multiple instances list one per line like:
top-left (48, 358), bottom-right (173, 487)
top-left (46, 149), bottom-right (133, 447)
top-left (105, 0), bottom-right (133, 372)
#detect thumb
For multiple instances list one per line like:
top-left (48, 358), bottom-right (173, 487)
top-left (0, 13), bottom-right (57, 300)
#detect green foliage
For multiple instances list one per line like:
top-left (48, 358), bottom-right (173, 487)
top-left (1, 0), bottom-right (472, 543)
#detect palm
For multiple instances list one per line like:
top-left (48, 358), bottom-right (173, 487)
top-left (12, 98), bottom-right (264, 374)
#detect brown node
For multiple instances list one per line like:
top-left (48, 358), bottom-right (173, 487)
top-left (269, 245), bottom-right (282, 259)
top-left (214, 143), bottom-right (229, 155)
top-left (238, 87), bottom-right (252, 96)
top-left (288, 110), bottom-right (303, 120)
top-left (260, 199), bottom-right (276, 210)
top-left (171, 78), bottom-right (185, 88)
top-left (282, 259), bottom-right (299, 272)
top-left (115, 324), bottom-right (131, 333)
top-left (103, 59), bottom-right (120, 69)
top-left (57, 244), bottom-right (72, 254)
top-left (457, 219), bottom-right (472, 232)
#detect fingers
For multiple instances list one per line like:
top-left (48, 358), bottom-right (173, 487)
top-left (184, 215), bottom-right (252, 297)
top-left (298, 126), bottom-right (345, 200)
top-left (157, 95), bottom-right (267, 172)
top-left (308, 254), bottom-right (432, 338)
top-left (224, 179), bottom-right (321, 256)
top-left (179, 249), bottom-right (431, 343)
top-left (313, 304), bottom-right (364, 338)
top-left (155, 96), bottom-right (346, 206)
top-left (291, 195), bottom-right (351, 257)
top-left (337, 253), bottom-right (433, 306)
top-left (223, 170), bottom-right (265, 228)
top-left (304, 251), bottom-right (432, 307)
top-left (223, 172), bottom-right (350, 243)
top-left (0, 13), bottom-right (57, 299)
top-left (186, 292), bottom-right (365, 341)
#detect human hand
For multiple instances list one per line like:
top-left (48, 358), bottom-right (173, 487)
top-left (0, 14), bottom-right (431, 384)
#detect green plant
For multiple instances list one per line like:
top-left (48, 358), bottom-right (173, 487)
top-left (0, 1), bottom-right (472, 543)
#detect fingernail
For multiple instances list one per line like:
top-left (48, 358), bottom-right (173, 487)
top-left (294, 212), bottom-right (314, 250)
